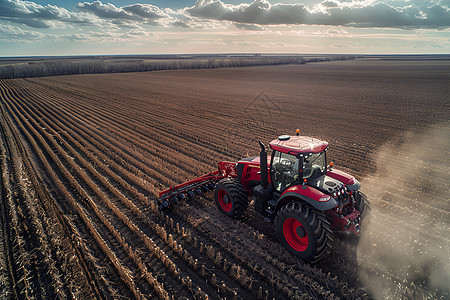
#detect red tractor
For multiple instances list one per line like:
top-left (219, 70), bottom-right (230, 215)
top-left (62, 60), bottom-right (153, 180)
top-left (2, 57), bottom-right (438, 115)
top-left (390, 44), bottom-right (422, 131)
top-left (158, 131), bottom-right (369, 262)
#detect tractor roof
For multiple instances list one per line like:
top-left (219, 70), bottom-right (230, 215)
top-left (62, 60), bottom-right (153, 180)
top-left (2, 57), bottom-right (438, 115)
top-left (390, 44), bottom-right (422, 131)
top-left (270, 135), bottom-right (328, 154)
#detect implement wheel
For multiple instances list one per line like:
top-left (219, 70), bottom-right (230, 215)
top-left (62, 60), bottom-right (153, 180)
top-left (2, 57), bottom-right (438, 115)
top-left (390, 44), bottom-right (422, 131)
top-left (214, 178), bottom-right (248, 218)
top-left (275, 202), bottom-right (332, 262)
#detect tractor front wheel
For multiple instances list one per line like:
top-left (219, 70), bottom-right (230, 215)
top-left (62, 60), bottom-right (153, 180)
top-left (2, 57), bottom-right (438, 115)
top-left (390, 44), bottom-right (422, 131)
top-left (275, 202), bottom-right (332, 262)
top-left (214, 178), bottom-right (248, 218)
top-left (355, 191), bottom-right (370, 219)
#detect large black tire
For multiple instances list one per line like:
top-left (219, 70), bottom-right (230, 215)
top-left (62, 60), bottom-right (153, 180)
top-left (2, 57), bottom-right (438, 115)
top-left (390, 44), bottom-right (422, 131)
top-left (355, 191), bottom-right (370, 219)
top-left (214, 178), bottom-right (248, 218)
top-left (354, 191), bottom-right (371, 232)
top-left (275, 202), bottom-right (332, 262)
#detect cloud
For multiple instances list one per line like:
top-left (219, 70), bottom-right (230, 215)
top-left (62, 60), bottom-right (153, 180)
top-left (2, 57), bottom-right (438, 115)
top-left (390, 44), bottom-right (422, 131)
top-left (77, 1), bottom-right (170, 26)
top-left (171, 19), bottom-right (191, 28)
top-left (0, 0), bottom-right (173, 29)
top-left (187, 0), bottom-right (450, 29)
top-left (77, 1), bottom-right (134, 19)
top-left (2, 0), bottom-right (449, 32)
top-left (330, 42), bottom-right (354, 48)
top-left (0, 0), bottom-right (93, 28)
top-left (318, 27), bottom-right (349, 35)
top-left (320, 1), bottom-right (339, 8)
top-left (123, 4), bottom-right (168, 20)
top-left (187, 0), bottom-right (312, 25)
top-left (59, 29), bottom-right (154, 42)
top-left (441, 0), bottom-right (450, 8)
top-left (0, 23), bottom-right (44, 40)
top-left (234, 22), bottom-right (266, 30)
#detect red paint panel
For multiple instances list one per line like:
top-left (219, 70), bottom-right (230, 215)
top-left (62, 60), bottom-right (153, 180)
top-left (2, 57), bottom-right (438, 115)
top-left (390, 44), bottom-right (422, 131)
top-left (270, 136), bottom-right (328, 154)
top-left (327, 169), bottom-right (356, 185)
top-left (281, 184), bottom-right (329, 202)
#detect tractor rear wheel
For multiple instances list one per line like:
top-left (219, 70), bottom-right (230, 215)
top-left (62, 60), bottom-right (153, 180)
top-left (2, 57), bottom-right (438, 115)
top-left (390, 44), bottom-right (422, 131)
top-left (275, 202), bottom-right (332, 262)
top-left (214, 178), bottom-right (248, 218)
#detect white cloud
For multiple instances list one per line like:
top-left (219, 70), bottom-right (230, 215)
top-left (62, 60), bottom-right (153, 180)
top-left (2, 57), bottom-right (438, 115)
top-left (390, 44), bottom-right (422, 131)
top-left (330, 42), bottom-right (356, 48)
top-left (186, 0), bottom-right (450, 29)
top-left (77, 1), bottom-right (134, 19)
top-left (77, 1), bottom-right (172, 26)
top-left (123, 4), bottom-right (168, 20)
top-left (234, 22), bottom-right (266, 30)
top-left (0, 0), bottom-right (94, 28)
top-left (320, 1), bottom-right (340, 8)
top-left (58, 29), bottom-right (155, 42)
top-left (213, 38), bottom-right (227, 45)
top-left (319, 27), bottom-right (349, 35)
top-left (2, 0), bottom-right (449, 32)
top-left (0, 23), bottom-right (45, 42)
top-left (1, 0), bottom-right (449, 55)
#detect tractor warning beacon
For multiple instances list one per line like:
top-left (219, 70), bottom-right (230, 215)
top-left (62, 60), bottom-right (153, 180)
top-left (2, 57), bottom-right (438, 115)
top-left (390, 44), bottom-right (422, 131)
top-left (158, 131), bottom-right (369, 262)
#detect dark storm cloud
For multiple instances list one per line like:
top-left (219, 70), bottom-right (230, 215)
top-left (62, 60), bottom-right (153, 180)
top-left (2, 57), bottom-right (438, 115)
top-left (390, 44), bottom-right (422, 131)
top-left (187, 0), bottom-right (450, 29)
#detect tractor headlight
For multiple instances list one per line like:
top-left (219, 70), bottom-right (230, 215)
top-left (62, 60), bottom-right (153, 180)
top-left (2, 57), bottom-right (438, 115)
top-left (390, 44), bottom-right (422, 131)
top-left (319, 195), bottom-right (331, 202)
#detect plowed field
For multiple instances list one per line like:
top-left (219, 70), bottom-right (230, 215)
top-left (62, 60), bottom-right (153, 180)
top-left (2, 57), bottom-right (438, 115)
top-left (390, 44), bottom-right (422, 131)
top-left (0, 60), bottom-right (449, 299)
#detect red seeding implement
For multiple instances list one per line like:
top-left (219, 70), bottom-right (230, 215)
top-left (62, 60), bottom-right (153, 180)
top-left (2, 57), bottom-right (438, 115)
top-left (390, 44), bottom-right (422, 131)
top-left (158, 131), bottom-right (369, 262)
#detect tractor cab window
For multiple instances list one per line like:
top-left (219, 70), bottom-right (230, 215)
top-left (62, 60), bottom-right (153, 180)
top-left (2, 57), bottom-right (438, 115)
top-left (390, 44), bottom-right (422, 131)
top-left (303, 151), bottom-right (326, 179)
top-left (271, 151), bottom-right (299, 192)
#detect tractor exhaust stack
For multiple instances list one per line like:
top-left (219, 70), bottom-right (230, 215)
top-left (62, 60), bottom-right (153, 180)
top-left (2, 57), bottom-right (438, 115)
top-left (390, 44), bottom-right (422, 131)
top-left (259, 141), bottom-right (269, 189)
top-left (253, 141), bottom-right (273, 217)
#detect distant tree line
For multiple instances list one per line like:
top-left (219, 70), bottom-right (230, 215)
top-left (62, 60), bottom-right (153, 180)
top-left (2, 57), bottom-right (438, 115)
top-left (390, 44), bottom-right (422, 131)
top-left (0, 55), bottom-right (358, 79)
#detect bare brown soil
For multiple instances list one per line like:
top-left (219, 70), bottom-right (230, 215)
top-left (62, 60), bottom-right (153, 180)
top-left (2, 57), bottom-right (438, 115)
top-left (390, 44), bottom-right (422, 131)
top-left (0, 59), bottom-right (448, 299)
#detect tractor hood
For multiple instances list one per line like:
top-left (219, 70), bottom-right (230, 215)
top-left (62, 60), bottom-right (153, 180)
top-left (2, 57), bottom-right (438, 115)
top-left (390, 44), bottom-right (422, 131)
top-left (326, 169), bottom-right (361, 191)
top-left (308, 169), bottom-right (361, 196)
top-left (280, 184), bottom-right (338, 211)
top-left (305, 170), bottom-right (358, 210)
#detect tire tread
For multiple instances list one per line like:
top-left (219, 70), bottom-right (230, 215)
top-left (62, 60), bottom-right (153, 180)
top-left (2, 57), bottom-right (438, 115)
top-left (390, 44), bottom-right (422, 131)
top-left (275, 202), bottom-right (332, 262)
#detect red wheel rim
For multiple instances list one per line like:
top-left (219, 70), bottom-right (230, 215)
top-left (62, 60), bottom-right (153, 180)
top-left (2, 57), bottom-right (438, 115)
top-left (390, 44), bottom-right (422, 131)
top-left (283, 218), bottom-right (309, 251)
top-left (218, 189), bottom-right (232, 212)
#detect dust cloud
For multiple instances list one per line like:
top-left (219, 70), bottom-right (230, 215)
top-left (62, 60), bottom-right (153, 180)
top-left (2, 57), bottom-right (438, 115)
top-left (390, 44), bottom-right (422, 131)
top-left (357, 123), bottom-right (450, 299)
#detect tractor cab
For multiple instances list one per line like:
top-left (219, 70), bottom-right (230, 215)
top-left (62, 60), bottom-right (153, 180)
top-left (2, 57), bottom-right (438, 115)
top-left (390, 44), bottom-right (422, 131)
top-left (269, 135), bottom-right (328, 192)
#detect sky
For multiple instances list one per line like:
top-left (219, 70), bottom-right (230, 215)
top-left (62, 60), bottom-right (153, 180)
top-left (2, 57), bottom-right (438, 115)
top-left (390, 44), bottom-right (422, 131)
top-left (1, 0), bottom-right (449, 56)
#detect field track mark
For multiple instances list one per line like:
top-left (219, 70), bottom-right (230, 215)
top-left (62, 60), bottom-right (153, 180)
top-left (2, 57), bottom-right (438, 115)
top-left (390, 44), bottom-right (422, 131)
top-left (7, 78), bottom-right (262, 299)
top-left (5, 79), bottom-right (239, 299)
top-left (8, 81), bottom-right (252, 299)
top-left (1, 79), bottom-right (107, 299)
top-left (0, 115), bottom-right (20, 300)
top-left (2, 87), bottom-right (169, 299)
top-left (21, 78), bottom-right (253, 163)
top-left (18, 87), bottom-right (180, 189)
top-left (22, 79), bottom-right (227, 167)
top-left (0, 79), bottom-right (116, 299)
